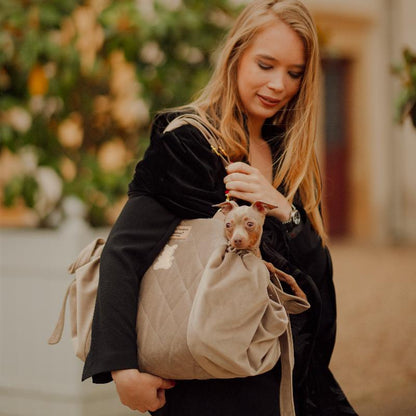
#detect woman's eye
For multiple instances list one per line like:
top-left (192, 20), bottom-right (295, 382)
top-left (258, 61), bottom-right (272, 70)
top-left (289, 71), bottom-right (304, 80)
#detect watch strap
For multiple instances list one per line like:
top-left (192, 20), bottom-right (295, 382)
top-left (282, 204), bottom-right (298, 225)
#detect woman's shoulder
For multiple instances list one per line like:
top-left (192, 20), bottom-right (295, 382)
top-left (150, 109), bottom-right (214, 151)
top-left (151, 108), bottom-right (198, 136)
top-left (150, 110), bottom-right (185, 139)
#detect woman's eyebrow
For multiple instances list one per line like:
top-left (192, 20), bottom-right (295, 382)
top-left (256, 53), bottom-right (305, 69)
top-left (256, 53), bottom-right (277, 61)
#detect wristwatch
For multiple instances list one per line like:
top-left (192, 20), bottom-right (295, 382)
top-left (281, 204), bottom-right (301, 227)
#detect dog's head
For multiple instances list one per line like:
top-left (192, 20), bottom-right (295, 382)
top-left (214, 201), bottom-right (277, 250)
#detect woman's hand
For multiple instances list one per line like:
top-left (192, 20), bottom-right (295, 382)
top-left (224, 162), bottom-right (292, 222)
top-left (111, 369), bottom-right (175, 413)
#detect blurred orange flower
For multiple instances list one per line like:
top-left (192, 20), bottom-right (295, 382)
top-left (28, 65), bottom-right (48, 96)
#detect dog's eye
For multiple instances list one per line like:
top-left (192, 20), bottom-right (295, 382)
top-left (225, 222), bottom-right (232, 229)
top-left (246, 222), bottom-right (254, 228)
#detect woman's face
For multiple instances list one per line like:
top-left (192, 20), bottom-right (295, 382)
top-left (237, 19), bottom-right (305, 133)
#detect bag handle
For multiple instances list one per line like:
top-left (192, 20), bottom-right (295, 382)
top-left (163, 113), bottom-right (231, 168)
top-left (68, 238), bottom-right (106, 273)
top-left (269, 272), bottom-right (310, 314)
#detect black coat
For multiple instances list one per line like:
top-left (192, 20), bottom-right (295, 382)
top-left (82, 112), bottom-right (357, 416)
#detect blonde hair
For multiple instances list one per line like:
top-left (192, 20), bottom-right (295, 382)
top-left (176, 0), bottom-right (327, 243)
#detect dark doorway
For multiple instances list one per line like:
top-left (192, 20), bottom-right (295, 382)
top-left (322, 57), bottom-right (352, 237)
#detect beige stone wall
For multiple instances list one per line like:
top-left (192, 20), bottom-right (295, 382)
top-left (307, 0), bottom-right (416, 242)
top-left (392, 0), bottom-right (416, 241)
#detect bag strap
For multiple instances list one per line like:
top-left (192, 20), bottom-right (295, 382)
top-left (267, 273), bottom-right (309, 416)
top-left (48, 281), bottom-right (74, 345)
top-left (269, 272), bottom-right (310, 314)
top-left (279, 320), bottom-right (296, 416)
top-left (163, 114), bottom-right (231, 168)
top-left (48, 238), bottom-right (105, 346)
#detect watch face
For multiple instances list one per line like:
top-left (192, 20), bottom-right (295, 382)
top-left (292, 210), bottom-right (301, 225)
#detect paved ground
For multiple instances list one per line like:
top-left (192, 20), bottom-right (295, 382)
top-left (328, 241), bottom-right (416, 416)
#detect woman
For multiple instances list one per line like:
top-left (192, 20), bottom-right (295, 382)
top-left (82, 0), bottom-right (357, 415)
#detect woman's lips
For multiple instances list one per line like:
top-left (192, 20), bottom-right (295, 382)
top-left (257, 94), bottom-right (281, 107)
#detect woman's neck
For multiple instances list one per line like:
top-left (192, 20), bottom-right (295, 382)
top-left (246, 120), bottom-right (273, 183)
top-left (246, 118), bottom-right (263, 141)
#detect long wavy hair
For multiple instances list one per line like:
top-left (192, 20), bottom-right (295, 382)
top-left (175, 0), bottom-right (326, 243)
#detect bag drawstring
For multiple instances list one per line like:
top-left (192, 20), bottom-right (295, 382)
top-left (48, 281), bottom-right (73, 345)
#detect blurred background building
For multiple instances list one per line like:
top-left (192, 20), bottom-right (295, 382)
top-left (1, 1), bottom-right (415, 415)
top-left (310, 0), bottom-right (416, 244)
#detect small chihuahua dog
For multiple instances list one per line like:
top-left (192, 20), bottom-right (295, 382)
top-left (215, 200), bottom-right (307, 300)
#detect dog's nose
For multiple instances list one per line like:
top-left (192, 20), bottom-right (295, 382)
top-left (232, 237), bottom-right (245, 248)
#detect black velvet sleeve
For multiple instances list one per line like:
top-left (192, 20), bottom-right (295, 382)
top-left (271, 216), bottom-right (354, 414)
top-left (82, 117), bottom-right (227, 383)
top-left (129, 123), bottom-right (227, 219)
top-left (82, 196), bottom-right (180, 383)
top-left (280, 210), bottom-right (338, 370)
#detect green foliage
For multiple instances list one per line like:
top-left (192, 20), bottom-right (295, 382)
top-left (3, 174), bottom-right (39, 208)
top-left (0, 0), bottom-right (240, 226)
top-left (392, 48), bottom-right (416, 128)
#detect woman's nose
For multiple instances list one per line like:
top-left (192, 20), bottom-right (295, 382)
top-left (267, 71), bottom-right (285, 92)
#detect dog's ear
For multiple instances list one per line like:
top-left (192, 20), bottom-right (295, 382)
top-left (213, 200), bottom-right (239, 215)
top-left (252, 201), bottom-right (278, 215)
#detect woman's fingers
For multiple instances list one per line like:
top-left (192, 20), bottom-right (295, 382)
top-left (112, 369), bottom-right (175, 413)
top-left (225, 161), bottom-right (255, 174)
top-left (225, 178), bottom-right (256, 192)
top-left (224, 172), bottom-right (258, 185)
top-left (159, 378), bottom-right (176, 390)
top-left (225, 163), bottom-right (263, 183)
top-left (225, 163), bottom-right (271, 199)
top-left (156, 388), bottom-right (167, 407)
top-left (224, 164), bottom-right (264, 188)
top-left (224, 162), bottom-right (292, 221)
